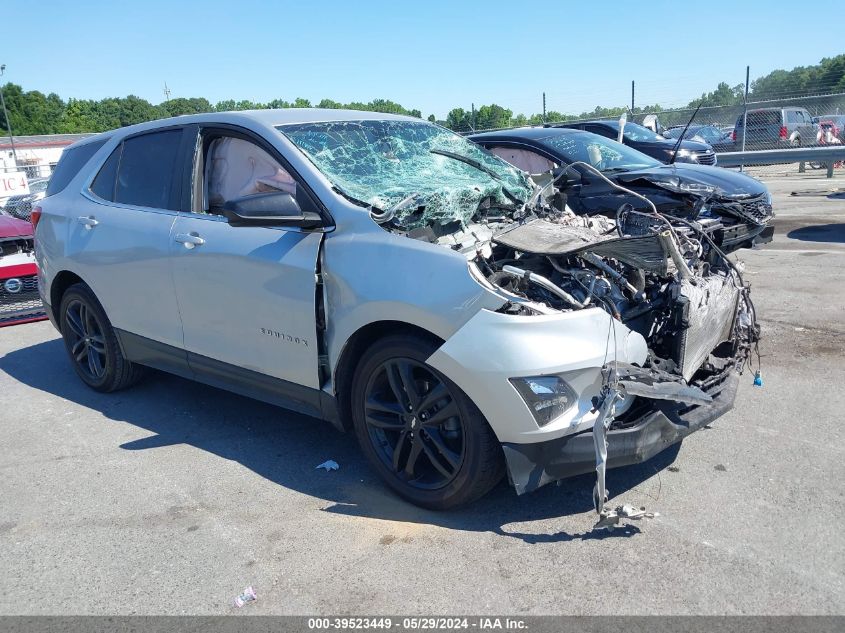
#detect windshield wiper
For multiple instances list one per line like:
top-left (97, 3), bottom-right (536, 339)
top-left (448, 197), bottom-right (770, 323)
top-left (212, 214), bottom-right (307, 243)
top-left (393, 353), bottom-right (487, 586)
top-left (429, 148), bottom-right (503, 181)
top-left (430, 148), bottom-right (523, 206)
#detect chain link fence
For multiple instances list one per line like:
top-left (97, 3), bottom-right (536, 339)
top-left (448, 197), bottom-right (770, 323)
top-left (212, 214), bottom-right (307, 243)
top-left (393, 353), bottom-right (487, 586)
top-left (463, 91), bottom-right (845, 180)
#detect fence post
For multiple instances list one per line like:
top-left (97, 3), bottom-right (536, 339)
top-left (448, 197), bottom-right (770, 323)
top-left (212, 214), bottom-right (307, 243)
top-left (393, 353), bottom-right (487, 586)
top-left (631, 80), bottom-right (635, 112)
top-left (740, 65), bottom-right (749, 172)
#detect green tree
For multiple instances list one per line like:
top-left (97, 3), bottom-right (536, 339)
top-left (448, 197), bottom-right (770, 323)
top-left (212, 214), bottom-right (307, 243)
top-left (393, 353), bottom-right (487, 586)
top-left (161, 97), bottom-right (213, 117)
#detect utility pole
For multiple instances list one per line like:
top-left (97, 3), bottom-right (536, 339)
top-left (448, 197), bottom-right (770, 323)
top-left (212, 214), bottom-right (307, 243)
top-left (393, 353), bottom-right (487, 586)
top-left (0, 64), bottom-right (19, 168)
top-left (163, 82), bottom-right (171, 102)
top-left (542, 92), bottom-right (547, 123)
top-left (631, 80), bottom-right (635, 111)
top-left (471, 102), bottom-right (476, 132)
top-left (740, 65), bottom-right (749, 171)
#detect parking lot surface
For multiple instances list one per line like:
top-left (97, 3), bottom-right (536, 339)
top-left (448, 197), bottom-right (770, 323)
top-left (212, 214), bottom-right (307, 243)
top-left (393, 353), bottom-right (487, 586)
top-left (1, 174), bottom-right (844, 615)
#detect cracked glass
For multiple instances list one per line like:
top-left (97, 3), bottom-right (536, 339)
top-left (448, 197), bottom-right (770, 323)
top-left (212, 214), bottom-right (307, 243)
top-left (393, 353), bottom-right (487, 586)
top-left (277, 120), bottom-right (532, 229)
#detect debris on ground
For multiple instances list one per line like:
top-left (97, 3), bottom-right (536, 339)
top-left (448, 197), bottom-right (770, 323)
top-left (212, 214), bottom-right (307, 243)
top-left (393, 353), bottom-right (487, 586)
top-left (593, 505), bottom-right (660, 531)
top-left (233, 586), bottom-right (257, 608)
top-left (315, 460), bottom-right (340, 471)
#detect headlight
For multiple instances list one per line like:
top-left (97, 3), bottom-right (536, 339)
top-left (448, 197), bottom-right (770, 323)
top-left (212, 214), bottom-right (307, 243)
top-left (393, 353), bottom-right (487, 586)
top-left (763, 190), bottom-right (772, 205)
top-left (509, 375), bottom-right (578, 426)
top-left (675, 148), bottom-right (693, 159)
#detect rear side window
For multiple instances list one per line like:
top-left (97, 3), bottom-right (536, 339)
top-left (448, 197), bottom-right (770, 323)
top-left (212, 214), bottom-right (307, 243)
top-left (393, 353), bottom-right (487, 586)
top-left (115, 130), bottom-right (183, 210)
top-left (45, 138), bottom-right (108, 196)
top-left (90, 145), bottom-right (122, 201)
top-left (746, 111), bottom-right (781, 126)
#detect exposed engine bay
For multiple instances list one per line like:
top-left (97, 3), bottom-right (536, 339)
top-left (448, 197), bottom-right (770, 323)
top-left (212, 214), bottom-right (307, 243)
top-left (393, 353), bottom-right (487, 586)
top-left (387, 166), bottom-right (760, 395)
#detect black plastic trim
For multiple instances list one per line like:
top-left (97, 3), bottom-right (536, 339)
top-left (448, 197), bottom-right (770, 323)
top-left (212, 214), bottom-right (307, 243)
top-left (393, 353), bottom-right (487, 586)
top-left (502, 371), bottom-right (740, 495)
top-left (115, 329), bottom-right (331, 421)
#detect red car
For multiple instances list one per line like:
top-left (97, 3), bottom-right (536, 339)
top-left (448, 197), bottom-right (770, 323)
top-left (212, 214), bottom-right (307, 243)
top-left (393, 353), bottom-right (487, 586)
top-left (0, 211), bottom-right (46, 327)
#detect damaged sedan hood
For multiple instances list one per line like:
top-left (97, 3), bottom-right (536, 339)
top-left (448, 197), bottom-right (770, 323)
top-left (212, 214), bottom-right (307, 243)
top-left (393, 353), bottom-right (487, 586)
top-left (616, 163), bottom-right (767, 200)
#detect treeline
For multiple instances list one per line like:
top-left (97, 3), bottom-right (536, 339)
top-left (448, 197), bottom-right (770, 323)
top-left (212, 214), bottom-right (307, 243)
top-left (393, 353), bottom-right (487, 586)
top-left (1, 54), bottom-right (843, 136)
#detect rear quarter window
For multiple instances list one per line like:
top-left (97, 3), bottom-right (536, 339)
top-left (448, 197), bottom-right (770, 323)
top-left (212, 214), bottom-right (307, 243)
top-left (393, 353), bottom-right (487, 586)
top-left (746, 111), bottom-right (781, 126)
top-left (45, 138), bottom-right (109, 196)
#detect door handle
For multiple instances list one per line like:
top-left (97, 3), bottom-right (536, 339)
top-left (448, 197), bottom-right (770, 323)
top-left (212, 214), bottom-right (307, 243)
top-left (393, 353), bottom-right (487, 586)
top-left (77, 216), bottom-right (99, 229)
top-left (174, 232), bottom-right (205, 249)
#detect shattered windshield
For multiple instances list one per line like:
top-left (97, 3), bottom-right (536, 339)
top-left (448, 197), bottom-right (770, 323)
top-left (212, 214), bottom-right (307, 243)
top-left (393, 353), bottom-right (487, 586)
top-left (277, 120), bottom-right (532, 229)
top-left (540, 131), bottom-right (660, 172)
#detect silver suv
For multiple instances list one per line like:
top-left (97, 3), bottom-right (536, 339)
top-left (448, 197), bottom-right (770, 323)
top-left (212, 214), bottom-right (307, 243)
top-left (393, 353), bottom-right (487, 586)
top-left (734, 106), bottom-right (816, 150)
top-left (35, 110), bottom-right (759, 518)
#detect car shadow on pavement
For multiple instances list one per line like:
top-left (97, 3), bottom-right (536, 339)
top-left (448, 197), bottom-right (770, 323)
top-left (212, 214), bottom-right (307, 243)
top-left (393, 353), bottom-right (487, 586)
top-left (786, 223), bottom-right (845, 243)
top-left (2, 338), bottom-right (677, 542)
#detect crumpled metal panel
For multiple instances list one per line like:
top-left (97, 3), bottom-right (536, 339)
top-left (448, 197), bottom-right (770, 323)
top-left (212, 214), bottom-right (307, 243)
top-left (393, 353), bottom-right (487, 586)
top-left (492, 218), bottom-right (668, 274)
top-left (279, 120), bottom-right (531, 230)
top-left (677, 274), bottom-right (740, 381)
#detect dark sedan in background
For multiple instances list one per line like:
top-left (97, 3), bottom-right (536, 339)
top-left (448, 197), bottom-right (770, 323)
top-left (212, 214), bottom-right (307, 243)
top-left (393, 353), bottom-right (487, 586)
top-left (663, 124), bottom-right (735, 152)
top-left (553, 120), bottom-right (718, 165)
top-left (469, 126), bottom-right (773, 252)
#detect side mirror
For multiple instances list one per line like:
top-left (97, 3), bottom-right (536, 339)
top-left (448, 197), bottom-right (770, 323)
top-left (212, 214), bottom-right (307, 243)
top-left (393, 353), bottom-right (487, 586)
top-left (222, 192), bottom-right (322, 229)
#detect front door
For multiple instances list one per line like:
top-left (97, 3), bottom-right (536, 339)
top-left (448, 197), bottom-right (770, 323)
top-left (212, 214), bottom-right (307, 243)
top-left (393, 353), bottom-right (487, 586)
top-left (169, 127), bottom-right (324, 398)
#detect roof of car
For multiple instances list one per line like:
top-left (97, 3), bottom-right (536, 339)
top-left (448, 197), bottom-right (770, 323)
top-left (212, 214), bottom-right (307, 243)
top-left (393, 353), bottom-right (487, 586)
top-left (469, 126), bottom-right (585, 142)
top-left (65, 108), bottom-right (422, 151)
top-left (561, 120), bottom-right (619, 128)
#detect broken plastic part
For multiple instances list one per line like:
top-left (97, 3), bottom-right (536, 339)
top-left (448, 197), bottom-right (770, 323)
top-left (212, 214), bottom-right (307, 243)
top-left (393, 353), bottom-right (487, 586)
top-left (233, 586), bottom-right (257, 608)
top-left (592, 378), bottom-right (622, 517)
top-left (593, 505), bottom-right (660, 530)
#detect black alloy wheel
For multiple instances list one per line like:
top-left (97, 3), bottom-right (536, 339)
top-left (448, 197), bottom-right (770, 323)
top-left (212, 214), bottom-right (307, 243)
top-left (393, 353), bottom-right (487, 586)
top-left (59, 283), bottom-right (145, 392)
top-left (351, 334), bottom-right (504, 509)
top-left (63, 298), bottom-right (107, 382)
top-left (363, 357), bottom-right (466, 490)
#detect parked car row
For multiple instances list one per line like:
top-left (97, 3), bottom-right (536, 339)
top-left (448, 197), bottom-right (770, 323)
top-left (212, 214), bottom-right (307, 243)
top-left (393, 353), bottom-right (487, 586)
top-left (28, 109), bottom-right (765, 523)
top-left (656, 106), bottom-right (843, 152)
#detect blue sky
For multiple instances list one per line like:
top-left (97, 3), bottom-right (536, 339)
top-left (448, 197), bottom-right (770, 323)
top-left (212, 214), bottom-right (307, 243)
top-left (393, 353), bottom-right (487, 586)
top-left (3, 0), bottom-right (843, 118)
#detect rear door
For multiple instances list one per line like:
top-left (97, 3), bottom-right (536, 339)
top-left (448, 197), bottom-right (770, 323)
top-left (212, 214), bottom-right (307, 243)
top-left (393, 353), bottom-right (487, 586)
top-left (66, 128), bottom-right (186, 351)
top-left (169, 124), bottom-right (325, 399)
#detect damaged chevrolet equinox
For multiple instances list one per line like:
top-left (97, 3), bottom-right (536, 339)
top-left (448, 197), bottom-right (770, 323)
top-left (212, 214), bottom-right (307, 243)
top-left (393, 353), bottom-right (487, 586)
top-left (35, 110), bottom-right (760, 520)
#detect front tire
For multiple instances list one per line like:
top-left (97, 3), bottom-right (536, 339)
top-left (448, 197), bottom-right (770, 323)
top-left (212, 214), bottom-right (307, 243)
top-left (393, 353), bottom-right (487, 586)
top-left (59, 283), bottom-right (145, 392)
top-left (351, 333), bottom-right (504, 509)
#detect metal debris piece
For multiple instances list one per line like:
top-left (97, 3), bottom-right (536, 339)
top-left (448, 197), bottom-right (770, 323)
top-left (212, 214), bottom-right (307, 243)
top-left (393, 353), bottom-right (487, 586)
top-left (315, 460), bottom-right (340, 471)
top-left (593, 505), bottom-right (660, 530)
top-left (233, 586), bottom-right (257, 608)
top-left (591, 376), bottom-right (623, 518)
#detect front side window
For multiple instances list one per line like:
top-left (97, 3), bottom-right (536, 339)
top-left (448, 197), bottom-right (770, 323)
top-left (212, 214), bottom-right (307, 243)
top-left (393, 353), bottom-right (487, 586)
top-left (539, 131), bottom-right (660, 173)
top-left (488, 146), bottom-right (558, 174)
top-left (112, 130), bottom-right (183, 210)
top-left (277, 120), bottom-right (531, 229)
top-left (203, 137), bottom-right (296, 214)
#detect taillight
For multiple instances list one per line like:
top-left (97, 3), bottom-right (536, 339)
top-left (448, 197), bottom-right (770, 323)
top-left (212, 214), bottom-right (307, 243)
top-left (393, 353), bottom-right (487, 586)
top-left (30, 206), bottom-right (42, 230)
top-left (779, 126), bottom-right (787, 139)
top-left (731, 130), bottom-right (736, 141)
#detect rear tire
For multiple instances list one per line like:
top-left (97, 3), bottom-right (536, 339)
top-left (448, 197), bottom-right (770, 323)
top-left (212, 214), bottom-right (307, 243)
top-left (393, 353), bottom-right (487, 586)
top-left (351, 333), bottom-right (504, 509)
top-left (59, 283), bottom-right (145, 392)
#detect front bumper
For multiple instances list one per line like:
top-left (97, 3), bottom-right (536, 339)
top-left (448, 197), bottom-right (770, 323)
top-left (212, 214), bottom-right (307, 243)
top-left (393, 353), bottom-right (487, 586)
top-left (502, 370), bottom-right (739, 495)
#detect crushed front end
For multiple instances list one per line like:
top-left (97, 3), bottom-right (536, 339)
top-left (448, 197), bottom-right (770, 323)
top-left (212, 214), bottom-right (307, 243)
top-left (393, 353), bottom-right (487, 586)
top-left (417, 180), bottom-right (759, 514)
top-left (468, 200), bottom-right (760, 515)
